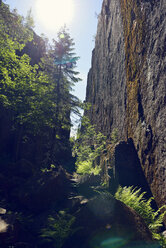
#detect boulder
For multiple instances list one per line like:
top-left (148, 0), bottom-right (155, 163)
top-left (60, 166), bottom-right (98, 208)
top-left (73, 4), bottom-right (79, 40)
top-left (17, 166), bottom-right (73, 212)
top-left (72, 173), bottom-right (101, 198)
top-left (0, 212), bottom-right (36, 248)
top-left (63, 193), bottom-right (158, 248)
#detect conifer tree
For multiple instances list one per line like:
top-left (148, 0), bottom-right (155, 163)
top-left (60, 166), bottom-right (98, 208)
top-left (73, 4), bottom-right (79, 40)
top-left (43, 27), bottom-right (81, 163)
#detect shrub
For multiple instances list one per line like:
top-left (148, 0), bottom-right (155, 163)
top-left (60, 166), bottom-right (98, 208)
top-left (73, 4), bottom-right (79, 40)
top-left (73, 116), bottom-right (106, 176)
top-left (76, 160), bottom-right (101, 175)
top-left (76, 160), bottom-right (93, 175)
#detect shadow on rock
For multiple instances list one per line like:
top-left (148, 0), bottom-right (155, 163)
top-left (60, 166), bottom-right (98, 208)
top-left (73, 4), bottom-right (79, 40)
top-left (63, 192), bottom-right (157, 248)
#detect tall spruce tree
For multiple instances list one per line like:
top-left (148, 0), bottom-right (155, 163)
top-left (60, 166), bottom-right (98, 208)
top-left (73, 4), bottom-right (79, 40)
top-left (43, 28), bottom-right (81, 163)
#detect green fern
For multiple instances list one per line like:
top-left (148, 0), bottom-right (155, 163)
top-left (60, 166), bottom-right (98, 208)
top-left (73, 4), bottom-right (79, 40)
top-left (115, 186), bottom-right (166, 245)
top-left (40, 211), bottom-right (75, 248)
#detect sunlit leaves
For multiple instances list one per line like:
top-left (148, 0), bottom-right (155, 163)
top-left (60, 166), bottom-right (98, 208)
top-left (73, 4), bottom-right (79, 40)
top-left (0, 3), bottom-right (81, 152)
top-left (115, 186), bottom-right (166, 235)
top-left (73, 116), bottom-right (106, 175)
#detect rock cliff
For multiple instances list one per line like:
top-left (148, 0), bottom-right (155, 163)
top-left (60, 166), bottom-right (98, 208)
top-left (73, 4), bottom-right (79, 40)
top-left (86, 0), bottom-right (166, 212)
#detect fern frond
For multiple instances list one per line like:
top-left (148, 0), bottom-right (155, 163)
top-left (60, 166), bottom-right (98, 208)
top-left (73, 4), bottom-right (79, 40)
top-left (115, 186), bottom-right (166, 238)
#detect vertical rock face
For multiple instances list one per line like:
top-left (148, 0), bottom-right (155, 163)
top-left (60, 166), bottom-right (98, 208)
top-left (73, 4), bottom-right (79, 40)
top-left (86, 0), bottom-right (126, 138)
top-left (86, 0), bottom-right (166, 210)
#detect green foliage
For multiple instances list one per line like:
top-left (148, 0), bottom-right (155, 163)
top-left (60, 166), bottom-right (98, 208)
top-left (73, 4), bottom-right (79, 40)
top-left (73, 116), bottom-right (106, 175)
top-left (40, 211), bottom-right (75, 248)
top-left (115, 186), bottom-right (166, 245)
top-left (155, 234), bottom-right (166, 248)
top-left (41, 164), bottom-right (57, 173)
top-left (0, 6), bottom-right (81, 131)
top-left (110, 128), bottom-right (118, 144)
top-left (0, 3), bottom-right (81, 166)
top-left (0, 3), bottom-right (47, 132)
top-left (25, 9), bottom-right (35, 28)
top-left (44, 27), bottom-right (82, 127)
top-left (76, 160), bottom-right (101, 175)
top-left (0, 3), bottom-right (33, 47)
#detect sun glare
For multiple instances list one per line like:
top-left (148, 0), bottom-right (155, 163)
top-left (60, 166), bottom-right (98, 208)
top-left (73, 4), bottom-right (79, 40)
top-left (35, 0), bottom-right (74, 31)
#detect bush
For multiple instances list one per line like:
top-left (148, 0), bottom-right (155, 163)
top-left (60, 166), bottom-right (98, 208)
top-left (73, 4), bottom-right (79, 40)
top-left (73, 116), bottom-right (106, 176)
top-left (76, 160), bottom-right (101, 175)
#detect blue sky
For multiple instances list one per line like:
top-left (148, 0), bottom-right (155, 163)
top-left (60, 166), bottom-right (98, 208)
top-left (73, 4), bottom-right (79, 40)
top-left (4, 0), bottom-right (103, 102)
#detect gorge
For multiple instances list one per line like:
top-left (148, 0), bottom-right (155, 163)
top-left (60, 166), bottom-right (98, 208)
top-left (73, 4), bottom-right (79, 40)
top-left (0, 0), bottom-right (165, 247)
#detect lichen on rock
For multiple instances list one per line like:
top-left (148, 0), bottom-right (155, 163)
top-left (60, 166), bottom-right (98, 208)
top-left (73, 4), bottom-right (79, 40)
top-left (85, 0), bottom-right (166, 223)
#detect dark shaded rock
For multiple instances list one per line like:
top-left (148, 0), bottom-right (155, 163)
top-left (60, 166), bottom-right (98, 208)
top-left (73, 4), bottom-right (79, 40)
top-left (114, 139), bottom-right (153, 197)
top-left (0, 212), bottom-right (36, 248)
top-left (17, 166), bottom-right (72, 212)
top-left (74, 173), bottom-right (101, 186)
top-left (85, 0), bottom-right (126, 137)
top-left (72, 174), bottom-right (101, 198)
top-left (12, 159), bottom-right (34, 179)
top-left (0, 173), bottom-right (10, 199)
top-left (14, 242), bottom-right (34, 248)
top-left (0, 167), bottom-right (75, 247)
top-left (63, 193), bottom-right (155, 248)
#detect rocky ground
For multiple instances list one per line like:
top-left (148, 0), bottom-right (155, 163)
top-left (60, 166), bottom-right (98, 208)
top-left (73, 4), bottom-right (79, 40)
top-left (0, 166), bottom-right (160, 248)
